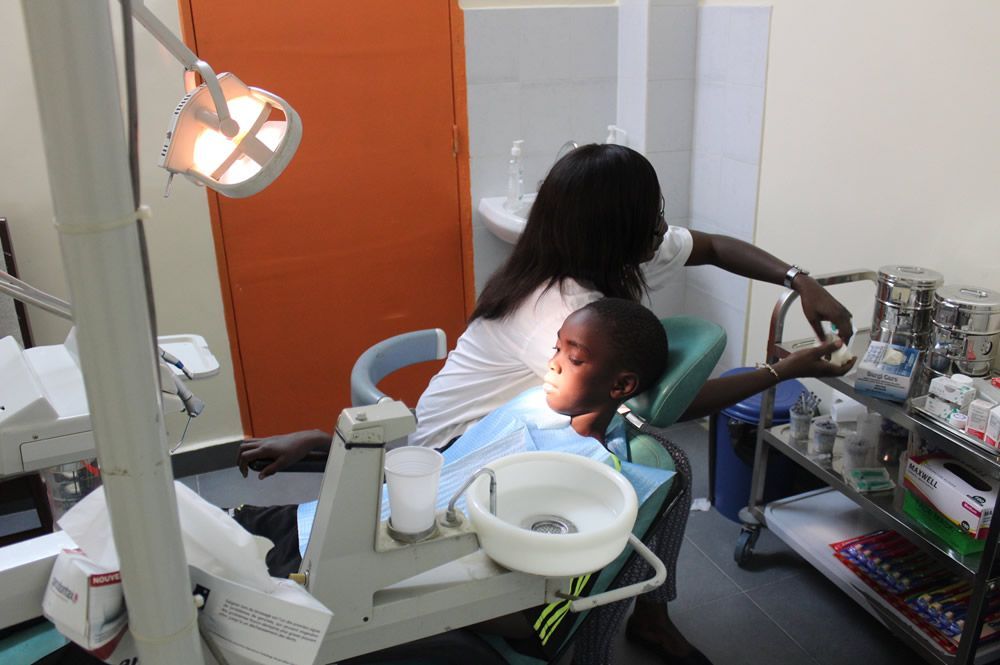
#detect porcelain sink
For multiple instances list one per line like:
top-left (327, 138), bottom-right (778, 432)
top-left (477, 193), bottom-right (536, 244)
top-left (465, 451), bottom-right (638, 577)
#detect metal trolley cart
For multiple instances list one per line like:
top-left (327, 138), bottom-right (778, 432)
top-left (736, 269), bottom-right (1000, 665)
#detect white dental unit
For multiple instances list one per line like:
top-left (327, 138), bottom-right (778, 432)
top-left (0, 327), bottom-right (216, 479)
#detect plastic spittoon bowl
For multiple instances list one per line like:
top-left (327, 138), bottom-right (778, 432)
top-left (466, 451), bottom-right (638, 577)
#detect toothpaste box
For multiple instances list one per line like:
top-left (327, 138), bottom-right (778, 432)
top-left (968, 399), bottom-right (995, 440)
top-left (903, 454), bottom-right (999, 539)
top-left (41, 549), bottom-right (127, 660)
top-left (986, 405), bottom-right (1000, 447)
top-left (853, 341), bottom-right (921, 403)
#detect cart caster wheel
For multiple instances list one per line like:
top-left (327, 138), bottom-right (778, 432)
top-left (735, 526), bottom-right (760, 567)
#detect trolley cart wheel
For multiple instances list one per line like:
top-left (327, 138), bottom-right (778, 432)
top-left (734, 525), bottom-right (760, 567)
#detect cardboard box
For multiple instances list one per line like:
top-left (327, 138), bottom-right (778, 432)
top-left (902, 490), bottom-right (986, 555)
top-left (986, 404), bottom-right (1000, 447)
top-left (903, 454), bottom-right (998, 539)
top-left (853, 341), bottom-right (921, 403)
top-left (41, 549), bottom-right (127, 660)
top-left (190, 565), bottom-right (332, 665)
top-left (928, 375), bottom-right (977, 410)
top-left (923, 394), bottom-right (961, 421)
top-left (968, 399), bottom-right (995, 440)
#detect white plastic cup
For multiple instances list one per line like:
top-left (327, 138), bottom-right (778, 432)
top-left (384, 447), bottom-right (444, 535)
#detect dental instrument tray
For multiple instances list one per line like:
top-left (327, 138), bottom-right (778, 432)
top-left (157, 333), bottom-right (220, 378)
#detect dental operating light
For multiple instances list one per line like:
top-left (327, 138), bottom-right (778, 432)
top-left (129, 1), bottom-right (302, 198)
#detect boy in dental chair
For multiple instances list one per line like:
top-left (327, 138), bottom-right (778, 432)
top-left (236, 297), bottom-right (679, 661)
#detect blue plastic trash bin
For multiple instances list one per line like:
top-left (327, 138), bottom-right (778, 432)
top-left (710, 367), bottom-right (805, 523)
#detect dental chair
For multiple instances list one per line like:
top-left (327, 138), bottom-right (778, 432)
top-left (340, 316), bottom-right (726, 665)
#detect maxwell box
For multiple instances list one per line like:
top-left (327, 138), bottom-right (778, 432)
top-left (853, 341), bottom-right (921, 403)
top-left (903, 454), bottom-right (999, 539)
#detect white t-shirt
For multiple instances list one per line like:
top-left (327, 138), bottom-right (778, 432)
top-left (410, 226), bottom-right (694, 449)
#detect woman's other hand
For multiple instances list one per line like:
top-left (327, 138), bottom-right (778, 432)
top-left (775, 338), bottom-right (856, 380)
top-left (794, 275), bottom-right (854, 343)
top-left (237, 430), bottom-right (330, 479)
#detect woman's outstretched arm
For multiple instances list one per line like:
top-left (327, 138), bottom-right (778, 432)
top-left (686, 230), bottom-right (853, 342)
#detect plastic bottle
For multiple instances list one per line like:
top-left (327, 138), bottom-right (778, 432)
top-left (504, 140), bottom-right (524, 212)
top-left (605, 125), bottom-right (627, 145)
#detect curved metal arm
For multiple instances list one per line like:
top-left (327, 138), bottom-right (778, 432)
top-left (442, 468), bottom-right (496, 526)
top-left (126, 1), bottom-right (234, 132)
top-left (766, 268), bottom-right (878, 364)
top-left (567, 534), bottom-right (666, 612)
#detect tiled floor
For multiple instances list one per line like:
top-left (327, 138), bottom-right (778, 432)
top-left (1, 421), bottom-right (927, 664)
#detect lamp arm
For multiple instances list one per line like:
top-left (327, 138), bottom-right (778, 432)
top-left (125, 0), bottom-right (236, 135)
top-left (0, 270), bottom-right (73, 321)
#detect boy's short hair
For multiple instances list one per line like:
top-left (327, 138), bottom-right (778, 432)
top-left (580, 298), bottom-right (668, 393)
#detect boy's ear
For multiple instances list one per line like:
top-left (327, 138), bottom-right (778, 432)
top-left (610, 371), bottom-right (640, 401)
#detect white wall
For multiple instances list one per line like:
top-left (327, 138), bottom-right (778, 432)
top-left (685, 5), bottom-right (770, 374)
top-left (464, 5), bottom-right (619, 293)
top-left (1, 0), bottom-right (243, 450)
top-left (700, 0), bottom-right (1000, 365)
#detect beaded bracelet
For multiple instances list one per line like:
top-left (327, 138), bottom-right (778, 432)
top-left (756, 362), bottom-right (780, 380)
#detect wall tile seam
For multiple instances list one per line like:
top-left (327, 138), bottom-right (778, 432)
top-left (691, 148), bottom-right (762, 168)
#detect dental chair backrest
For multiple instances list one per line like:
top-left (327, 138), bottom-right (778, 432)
top-left (350, 328), bottom-right (448, 407)
top-left (349, 317), bottom-right (726, 429)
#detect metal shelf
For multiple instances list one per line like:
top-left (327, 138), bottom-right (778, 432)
top-left (765, 489), bottom-right (1000, 665)
top-left (761, 424), bottom-right (992, 581)
top-left (749, 270), bottom-right (1000, 665)
top-left (775, 330), bottom-right (1000, 472)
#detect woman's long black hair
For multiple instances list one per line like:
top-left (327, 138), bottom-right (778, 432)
top-left (472, 143), bottom-right (662, 322)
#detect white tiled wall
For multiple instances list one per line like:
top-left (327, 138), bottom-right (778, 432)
top-left (465, 6), bottom-right (619, 294)
top-left (463, 4), bottom-right (771, 372)
top-left (685, 5), bottom-right (771, 375)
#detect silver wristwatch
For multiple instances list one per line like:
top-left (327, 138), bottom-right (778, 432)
top-left (783, 265), bottom-right (809, 289)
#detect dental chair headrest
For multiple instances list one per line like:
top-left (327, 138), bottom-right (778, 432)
top-left (624, 316), bottom-right (727, 429)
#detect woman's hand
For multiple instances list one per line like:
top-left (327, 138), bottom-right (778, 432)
top-left (775, 338), bottom-right (856, 380)
top-left (237, 430), bottom-right (330, 479)
top-left (794, 275), bottom-right (854, 343)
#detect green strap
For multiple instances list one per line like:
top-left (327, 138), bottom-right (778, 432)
top-left (532, 455), bottom-right (621, 645)
top-left (534, 573), bottom-right (592, 644)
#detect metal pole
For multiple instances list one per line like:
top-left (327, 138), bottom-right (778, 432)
top-left (20, 2), bottom-right (204, 663)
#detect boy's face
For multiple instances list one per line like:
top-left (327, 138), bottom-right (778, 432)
top-left (543, 309), bottom-right (637, 416)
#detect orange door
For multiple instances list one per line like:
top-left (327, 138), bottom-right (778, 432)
top-left (182, 1), bottom-right (472, 436)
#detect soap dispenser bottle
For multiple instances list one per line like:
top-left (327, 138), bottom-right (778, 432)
top-left (504, 140), bottom-right (524, 212)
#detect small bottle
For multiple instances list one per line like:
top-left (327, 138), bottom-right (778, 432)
top-left (504, 140), bottom-right (524, 212)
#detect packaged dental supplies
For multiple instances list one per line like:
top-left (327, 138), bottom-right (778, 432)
top-left (985, 404), bottom-right (1000, 447)
top-left (967, 399), bottom-right (995, 440)
top-left (903, 454), bottom-right (998, 540)
top-left (832, 529), bottom-right (1000, 652)
top-left (845, 468), bottom-right (895, 493)
top-left (928, 375), bottom-right (977, 411)
top-left (903, 490), bottom-right (985, 555)
top-left (41, 549), bottom-right (127, 659)
top-left (854, 341), bottom-right (921, 402)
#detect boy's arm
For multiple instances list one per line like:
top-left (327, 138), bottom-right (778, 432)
top-left (237, 429), bottom-right (331, 479)
top-left (678, 338), bottom-right (856, 421)
top-left (686, 230), bottom-right (853, 342)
